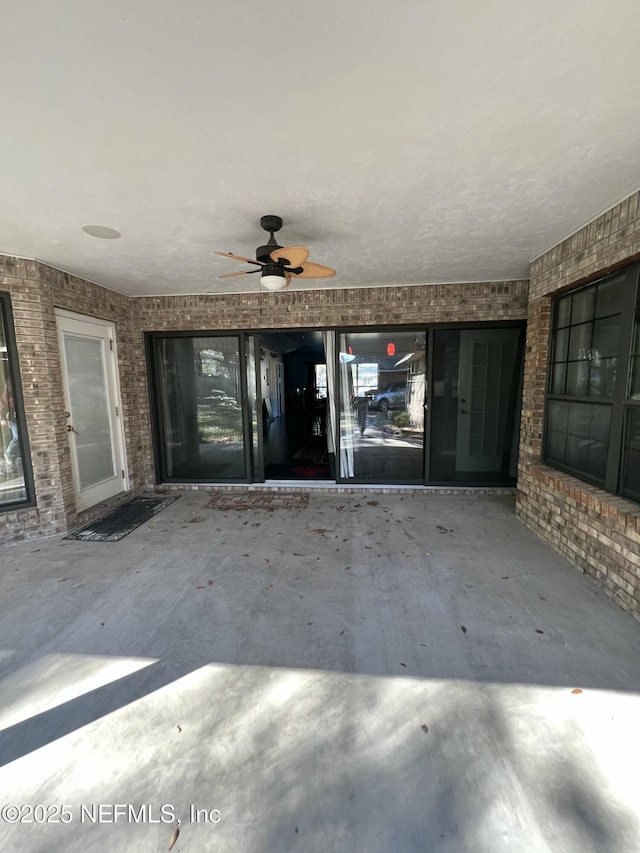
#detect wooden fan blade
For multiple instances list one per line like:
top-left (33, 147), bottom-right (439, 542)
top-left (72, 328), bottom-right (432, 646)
top-left (218, 269), bottom-right (259, 279)
top-left (215, 252), bottom-right (264, 266)
top-left (270, 246), bottom-right (310, 267)
top-left (294, 262), bottom-right (336, 279)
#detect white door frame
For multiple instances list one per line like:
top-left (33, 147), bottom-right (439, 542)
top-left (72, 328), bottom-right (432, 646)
top-left (55, 309), bottom-right (128, 511)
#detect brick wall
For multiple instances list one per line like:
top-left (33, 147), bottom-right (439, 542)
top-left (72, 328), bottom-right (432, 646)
top-left (131, 281), bottom-right (529, 486)
top-left (0, 258), bottom-right (146, 544)
top-left (1, 269), bottom-right (528, 544)
top-left (516, 189), bottom-right (640, 618)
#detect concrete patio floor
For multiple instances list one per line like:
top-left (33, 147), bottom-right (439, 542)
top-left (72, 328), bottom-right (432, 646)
top-left (1, 490), bottom-right (639, 852)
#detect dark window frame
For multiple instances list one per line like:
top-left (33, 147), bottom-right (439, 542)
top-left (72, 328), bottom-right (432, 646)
top-left (0, 291), bottom-right (35, 512)
top-left (544, 263), bottom-right (640, 503)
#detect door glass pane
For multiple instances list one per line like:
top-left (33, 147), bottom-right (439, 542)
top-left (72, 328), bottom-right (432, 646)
top-left (430, 327), bottom-right (523, 482)
top-left (64, 335), bottom-right (115, 489)
top-left (337, 331), bottom-right (425, 482)
top-left (155, 336), bottom-right (246, 481)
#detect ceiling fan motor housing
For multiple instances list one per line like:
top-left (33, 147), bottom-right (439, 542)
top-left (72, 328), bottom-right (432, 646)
top-left (256, 242), bottom-right (281, 262)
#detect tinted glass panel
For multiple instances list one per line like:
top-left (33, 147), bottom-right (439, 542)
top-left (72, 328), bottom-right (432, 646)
top-left (592, 317), bottom-right (620, 359)
top-left (621, 408), bottom-right (640, 501)
top-left (556, 297), bottom-right (571, 328)
top-left (155, 336), bottom-right (246, 481)
top-left (430, 327), bottom-right (522, 483)
top-left (1, 296), bottom-right (30, 507)
top-left (566, 361), bottom-right (589, 396)
top-left (545, 264), bottom-right (639, 503)
top-left (568, 323), bottom-right (592, 361)
top-left (631, 324), bottom-right (640, 400)
top-left (572, 289), bottom-right (595, 324)
top-left (553, 327), bottom-right (569, 363)
top-left (551, 362), bottom-right (566, 395)
top-left (547, 400), bottom-right (610, 483)
top-left (595, 275), bottom-right (625, 318)
top-left (338, 330), bottom-right (425, 482)
top-left (631, 357), bottom-right (640, 400)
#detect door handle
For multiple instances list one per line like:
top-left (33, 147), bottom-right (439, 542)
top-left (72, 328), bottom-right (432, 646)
top-left (460, 409), bottom-right (469, 414)
top-left (66, 424), bottom-right (79, 434)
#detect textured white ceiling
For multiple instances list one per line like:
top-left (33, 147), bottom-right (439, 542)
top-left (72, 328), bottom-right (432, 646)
top-left (1, 1), bottom-right (639, 296)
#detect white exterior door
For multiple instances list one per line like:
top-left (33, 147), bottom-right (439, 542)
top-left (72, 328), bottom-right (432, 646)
top-left (56, 310), bottom-right (127, 511)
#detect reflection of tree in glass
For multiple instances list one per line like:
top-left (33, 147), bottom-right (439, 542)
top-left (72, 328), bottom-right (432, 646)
top-left (197, 399), bottom-right (243, 444)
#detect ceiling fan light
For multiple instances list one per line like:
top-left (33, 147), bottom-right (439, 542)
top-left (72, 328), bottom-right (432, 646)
top-left (260, 273), bottom-right (288, 291)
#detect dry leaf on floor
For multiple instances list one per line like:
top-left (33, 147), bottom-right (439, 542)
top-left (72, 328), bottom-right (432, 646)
top-left (196, 585), bottom-right (206, 589)
top-left (311, 529), bottom-right (326, 534)
top-left (266, 584), bottom-right (273, 590)
top-left (571, 688), bottom-right (583, 694)
top-left (535, 629), bottom-right (544, 634)
top-left (176, 725), bottom-right (182, 733)
top-left (207, 579), bottom-right (213, 585)
top-left (58, 577), bottom-right (70, 583)
top-left (367, 500), bottom-right (379, 506)
top-left (168, 825), bottom-right (180, 849)
top-left (339, 630), bottom-right (345, 635)
top-left (421, 724), bottom-right (429, 734)
top-left (400, 662), bottom-right (407, 667)
top-left (461, 625), bottom-right (467, 633)
top-left (189, 517), bottom-right (204, 523)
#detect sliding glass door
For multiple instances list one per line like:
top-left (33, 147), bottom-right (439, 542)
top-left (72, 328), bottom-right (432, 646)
top-left (337, 331), bottom-right (427, 483)
top-left (147, 325), bottom-right (524, 487)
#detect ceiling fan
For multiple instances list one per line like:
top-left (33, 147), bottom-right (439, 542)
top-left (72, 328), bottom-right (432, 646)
top-left (216, 215), bottom-right (336, 291)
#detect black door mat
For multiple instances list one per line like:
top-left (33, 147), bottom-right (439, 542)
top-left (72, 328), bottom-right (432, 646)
top-left (206, 491), bottom-right (309, 511)
top-left (64, 494), bottom-right (180, 541)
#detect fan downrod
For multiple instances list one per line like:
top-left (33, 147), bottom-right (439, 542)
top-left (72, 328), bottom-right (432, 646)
top-left (257, 214), bottom-right (284, 261)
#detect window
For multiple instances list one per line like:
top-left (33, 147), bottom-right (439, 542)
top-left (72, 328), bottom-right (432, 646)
top-left (0, 292), bottom-right (33, 509)
top-left (544, 263), bottom-right (640, 502)
top-left (314, 363), bottom-right (328, 398)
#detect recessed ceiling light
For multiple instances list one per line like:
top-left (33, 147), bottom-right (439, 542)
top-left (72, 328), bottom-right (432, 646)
top-left (82, 224), bottom-right (121, 239)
